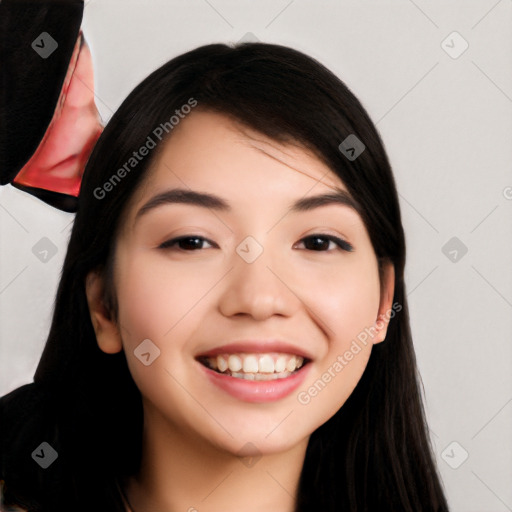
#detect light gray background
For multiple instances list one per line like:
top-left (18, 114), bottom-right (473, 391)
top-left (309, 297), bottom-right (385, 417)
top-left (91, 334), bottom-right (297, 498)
top-left (1, 1), bottom-right (511, 510)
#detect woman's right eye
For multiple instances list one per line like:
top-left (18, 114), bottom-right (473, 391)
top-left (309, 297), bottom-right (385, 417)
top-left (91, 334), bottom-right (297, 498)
top-left (158, 236), bottom-right (215, 251)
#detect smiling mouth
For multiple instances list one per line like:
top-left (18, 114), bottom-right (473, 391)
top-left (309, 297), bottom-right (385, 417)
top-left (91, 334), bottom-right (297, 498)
top-left (197, 353), bottom-right (310, 381)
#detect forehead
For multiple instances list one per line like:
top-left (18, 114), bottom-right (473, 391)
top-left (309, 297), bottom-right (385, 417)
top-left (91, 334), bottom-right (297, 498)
top-left (122, 109), bottom-right (350, 227)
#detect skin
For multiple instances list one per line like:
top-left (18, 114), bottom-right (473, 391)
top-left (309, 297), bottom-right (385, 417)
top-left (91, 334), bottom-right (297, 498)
top-left (85, 110), bottom-right (395, 512)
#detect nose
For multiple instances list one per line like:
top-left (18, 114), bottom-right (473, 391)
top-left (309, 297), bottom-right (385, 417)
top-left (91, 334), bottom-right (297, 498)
top-left (217, 241), bottom-right (301, 321)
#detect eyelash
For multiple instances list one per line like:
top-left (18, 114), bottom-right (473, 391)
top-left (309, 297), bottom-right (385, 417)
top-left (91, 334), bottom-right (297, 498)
top-left (158, 234), bottom-right (354, 253)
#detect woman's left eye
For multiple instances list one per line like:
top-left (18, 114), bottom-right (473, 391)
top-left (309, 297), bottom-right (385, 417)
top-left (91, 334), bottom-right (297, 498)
top-left (295, 234), bottom-right (354, 252)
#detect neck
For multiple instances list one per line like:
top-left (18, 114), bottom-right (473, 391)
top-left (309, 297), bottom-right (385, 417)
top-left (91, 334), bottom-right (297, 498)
top-left (123, 402), bottom-right (309, 512)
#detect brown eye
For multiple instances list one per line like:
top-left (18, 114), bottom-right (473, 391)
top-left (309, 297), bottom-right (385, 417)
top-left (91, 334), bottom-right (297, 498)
top-left (158, 236), bottom-right (215, 251)
top-left (296, 234), bottom-right (353, 252)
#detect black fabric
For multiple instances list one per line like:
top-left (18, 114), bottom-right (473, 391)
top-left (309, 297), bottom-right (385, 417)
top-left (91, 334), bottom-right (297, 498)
top-left (0, 383), bottom-right (59, 511)
top-left (0, 0), bottom-right (84, 185)
top-left (10, 182), bottom-right (78, 212)
top-left (0, 382), bottom-right (130, 511)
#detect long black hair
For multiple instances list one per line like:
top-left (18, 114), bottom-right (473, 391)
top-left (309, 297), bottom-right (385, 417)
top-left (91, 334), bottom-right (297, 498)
top-left (0, 42), bottom-right (450, 512)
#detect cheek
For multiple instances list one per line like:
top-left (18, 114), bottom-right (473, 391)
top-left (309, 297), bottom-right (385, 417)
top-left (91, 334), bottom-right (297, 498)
top-left (115, 250), bottom-right (212, 345)
top-left (293, 255), bottom-right (381, 422)
top-left (289, 254), bottom-right (381, 343)
top-left (114, 251), bottom-right (207, 410)
top-left (114, 250), bottom-right (223, 392)
top-left (115, 256), bottom-right (170, 344)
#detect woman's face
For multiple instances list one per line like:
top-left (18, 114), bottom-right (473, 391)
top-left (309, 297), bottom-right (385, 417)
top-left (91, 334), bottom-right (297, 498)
top-left (90, 109), bottom-right (394, 456)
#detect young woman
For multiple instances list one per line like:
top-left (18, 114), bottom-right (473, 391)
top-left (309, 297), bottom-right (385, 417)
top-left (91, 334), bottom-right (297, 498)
top-left (0, 42), bottom-right (450, 511)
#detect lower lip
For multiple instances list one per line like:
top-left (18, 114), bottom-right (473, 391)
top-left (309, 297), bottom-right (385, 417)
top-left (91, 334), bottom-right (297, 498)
top-left (198, 361), bottom-right (311, 403)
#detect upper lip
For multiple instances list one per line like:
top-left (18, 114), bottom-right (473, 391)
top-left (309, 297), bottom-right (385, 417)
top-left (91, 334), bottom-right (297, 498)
top-left (196, 340), bottom-right (313, 360)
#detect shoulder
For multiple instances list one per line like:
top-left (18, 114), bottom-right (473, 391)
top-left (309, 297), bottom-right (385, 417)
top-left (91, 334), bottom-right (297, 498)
top-left (0, 382), bottom-right (45, 414)
top-left (0, 383), bottom-right (57, 511)
top-left (1, 381), bottom-right (56, 426)
top-left (1, 383), bottom-right (50, 452)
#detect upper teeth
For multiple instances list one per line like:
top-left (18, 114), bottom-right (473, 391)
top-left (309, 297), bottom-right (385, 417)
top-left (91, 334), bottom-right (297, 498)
top-left (204, 353), bottom-right (305, 374)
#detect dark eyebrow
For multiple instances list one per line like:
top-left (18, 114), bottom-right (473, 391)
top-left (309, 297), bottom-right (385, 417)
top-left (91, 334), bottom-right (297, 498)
top-left (290, 188), bottom-right (360, 213)
top-left (134, 187), bottom-right (360, 225)
top-left (134, 189), bottom-right (231, 225)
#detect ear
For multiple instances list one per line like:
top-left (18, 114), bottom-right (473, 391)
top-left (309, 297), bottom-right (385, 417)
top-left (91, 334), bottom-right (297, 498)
top-left (372, 260), bottom-right (395, 344)
top-left (85, 269), bottom-right (123, 354)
